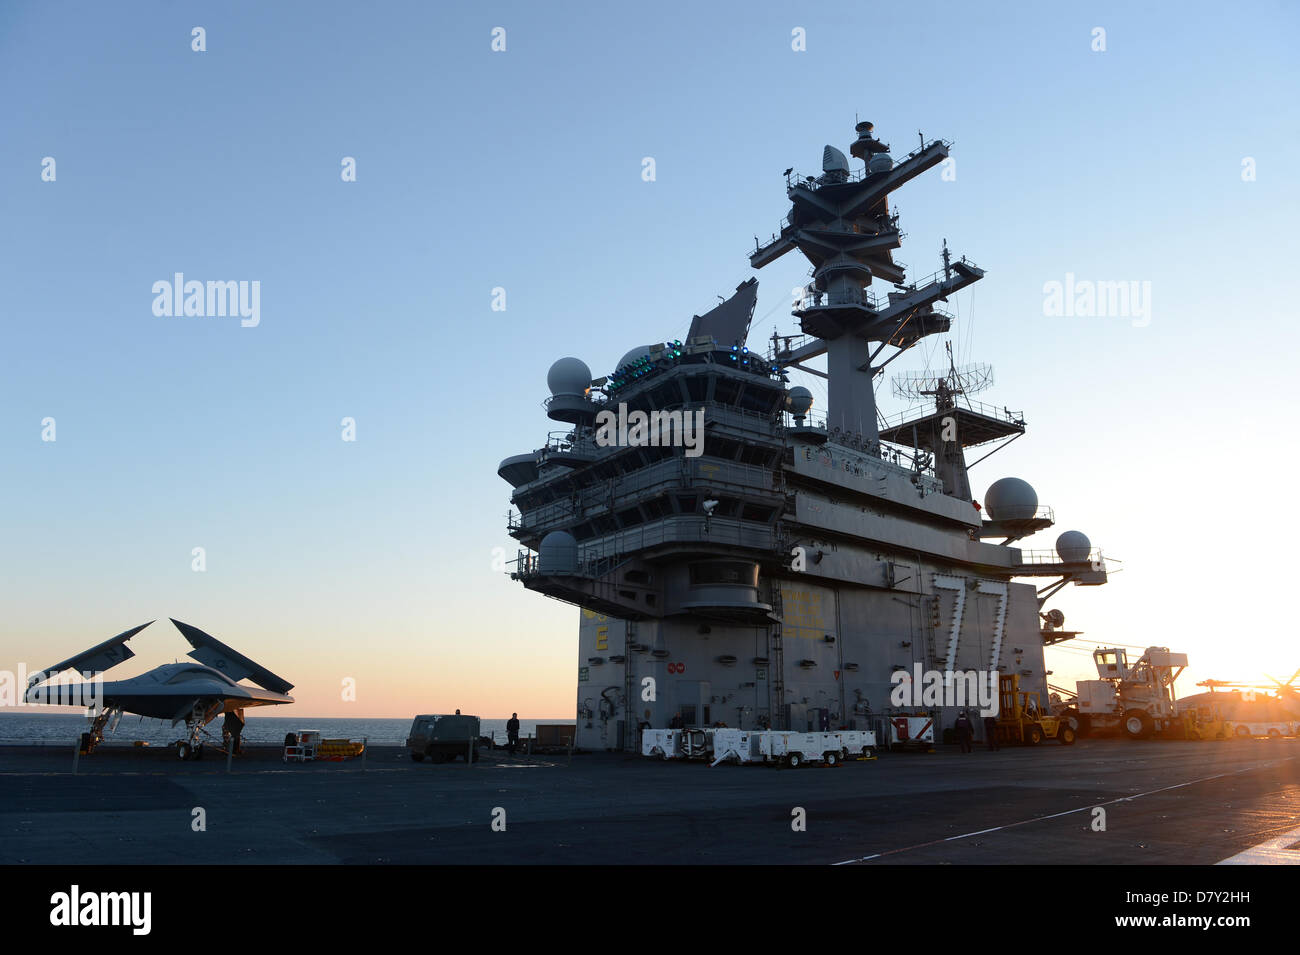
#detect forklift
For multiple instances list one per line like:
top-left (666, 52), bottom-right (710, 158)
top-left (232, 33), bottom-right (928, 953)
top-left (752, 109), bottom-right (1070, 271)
top-left (996, 674), bottom-right (1076, 746)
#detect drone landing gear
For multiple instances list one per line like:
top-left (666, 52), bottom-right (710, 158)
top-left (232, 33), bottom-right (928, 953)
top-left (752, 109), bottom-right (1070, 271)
top-left (79, 706), bottom-right (120, 755)
top-left (175, 725), bottom-right (208, 761)
top-left (174, 702), bottom-right (220, 760)
top-left (175, 740), bottom-right (205, 761)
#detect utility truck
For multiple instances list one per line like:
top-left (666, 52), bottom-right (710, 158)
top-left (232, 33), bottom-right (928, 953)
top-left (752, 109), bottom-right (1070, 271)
top-left (406, 713), bottom-right (482, 762)
top-left (1065, 647), bottom-right (1188, 739)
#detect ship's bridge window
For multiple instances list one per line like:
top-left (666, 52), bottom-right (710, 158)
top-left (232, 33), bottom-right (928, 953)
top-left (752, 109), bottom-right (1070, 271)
top-left (689, 561), bottom-right (759, 587)
top-left (616, 508), bottom-right (644, 528)
top-left (643, 498), bottom-right (670, 519)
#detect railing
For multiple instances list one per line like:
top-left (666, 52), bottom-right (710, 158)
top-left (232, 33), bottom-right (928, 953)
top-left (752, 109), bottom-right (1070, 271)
top-left (782, 139), bottom-right (953, 194)
top-left (795, 287), bottom-right (882, 312)
top-left (891, 256), bottom-right (985, 297)
top-left (516, 397), bottom-right (971, 532)
top-left (912, 302), bottom-right (956, 323)
top-left (541, 430), bottom-right (601, 456)
top-left (750, 139), bottom-right (954, 258)
top-left (514, 548), bottom-right (639, 583)
top-left (907, 137), bottom-right (954, 159)
top-left (516, 461), bottom-right (684, 532)
top-left (878, 398), bottom-right (1025, 432)
top-left (686, 456), bottom-right (786, 494)
top-left (581, 517), bottom-right (777, 565)
top-left (514, 427), bottom-right (951, 538)
top-left (510, 455), bottom-right (788, 535)
top-left (513, 517), bottom-right (778, 579)
top-left (696, 401), bottom-right (780, 435)
top-left (781, 408), bottom-right (828, 430)
top-left (768, 333), bottom-right (816, 361)
top-left (987, 504), bottom-right (1055, 525)
top-left (1014, 547), bottom-right (1106, 567)
top-left (546, 400), bottom-right (781, 457)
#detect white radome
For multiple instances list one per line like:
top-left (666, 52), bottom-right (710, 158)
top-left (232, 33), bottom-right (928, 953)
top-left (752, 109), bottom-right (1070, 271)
top-left (868, 153), bottom-right (894, 173)
top-left (539, 530), bottom-right (579, 574)
top-left (787, 386), bottom-right (814, 416)
top-left (984, 477), bottom-right (1038, 521)
top-left (547, 357), bottom-right (592, 397)
top-left (1056, 530), bottom-right (1091, 563)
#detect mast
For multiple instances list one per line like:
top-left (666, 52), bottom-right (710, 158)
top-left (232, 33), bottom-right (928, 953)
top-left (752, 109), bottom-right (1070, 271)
top-left (751, 121), bottom-right (984, 444)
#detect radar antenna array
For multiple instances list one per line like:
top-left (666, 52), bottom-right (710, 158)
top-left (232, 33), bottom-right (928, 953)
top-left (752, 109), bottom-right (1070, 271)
top-left (891, 341), bottom-right (993, 403)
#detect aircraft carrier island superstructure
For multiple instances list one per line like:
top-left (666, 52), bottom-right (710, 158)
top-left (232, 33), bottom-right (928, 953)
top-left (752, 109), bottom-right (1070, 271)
top-left (500, 120), bottom-right (1110, 752)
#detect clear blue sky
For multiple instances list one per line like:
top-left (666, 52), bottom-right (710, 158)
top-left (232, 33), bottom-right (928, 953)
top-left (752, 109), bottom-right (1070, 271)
top-left (2, 1), bottom-right (1297, 715)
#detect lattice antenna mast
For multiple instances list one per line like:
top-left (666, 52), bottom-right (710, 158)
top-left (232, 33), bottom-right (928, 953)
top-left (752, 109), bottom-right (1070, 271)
top-left (892, 341), bottom-right (994, 410)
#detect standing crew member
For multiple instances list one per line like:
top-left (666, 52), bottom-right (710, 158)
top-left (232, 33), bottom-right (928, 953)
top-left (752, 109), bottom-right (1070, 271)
top-left (506, 712), bottom-right (520, 755)
top-left (222, 709), bottom-right (245, 755)
top-left (954, 711), bottom-right (974, 754)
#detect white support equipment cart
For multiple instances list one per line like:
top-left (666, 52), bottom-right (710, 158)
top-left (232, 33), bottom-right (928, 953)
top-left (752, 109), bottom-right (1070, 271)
top-left (282, 729), bottom-right (320, 763)
top-left (710, 728), bottom-right (876, 767)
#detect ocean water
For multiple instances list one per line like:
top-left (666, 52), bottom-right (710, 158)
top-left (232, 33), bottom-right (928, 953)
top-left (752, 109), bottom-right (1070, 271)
top-left (0, 712), bottom-right (567, 747)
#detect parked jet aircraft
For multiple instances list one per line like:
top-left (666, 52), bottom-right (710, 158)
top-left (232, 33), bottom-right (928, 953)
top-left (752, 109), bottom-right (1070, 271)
top-left (25, 618), bottom-right (294, 759)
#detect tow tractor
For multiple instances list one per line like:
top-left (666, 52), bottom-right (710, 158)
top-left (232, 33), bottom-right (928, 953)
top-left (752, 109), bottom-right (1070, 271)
top-left (996, 674), bottom-right (1075, 746)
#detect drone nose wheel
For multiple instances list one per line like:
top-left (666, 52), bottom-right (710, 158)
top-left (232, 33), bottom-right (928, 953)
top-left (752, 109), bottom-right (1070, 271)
top-left (175, 740), bottom-right (205, 761)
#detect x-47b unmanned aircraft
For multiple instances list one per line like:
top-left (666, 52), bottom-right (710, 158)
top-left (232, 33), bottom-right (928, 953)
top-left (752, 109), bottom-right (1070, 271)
top-left (24, 618), bottom-right (294, 759)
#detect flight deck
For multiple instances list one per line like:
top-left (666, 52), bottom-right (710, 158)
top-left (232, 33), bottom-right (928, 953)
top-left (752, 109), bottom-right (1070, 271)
top-left (3, 739), bottom-right (1297, 866)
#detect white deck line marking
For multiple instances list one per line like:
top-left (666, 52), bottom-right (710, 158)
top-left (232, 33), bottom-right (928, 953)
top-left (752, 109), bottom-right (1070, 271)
top-left (1216, 823), bottom-right (1300, 865)
top-left (832, 757), bottom-right (1296, 865)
